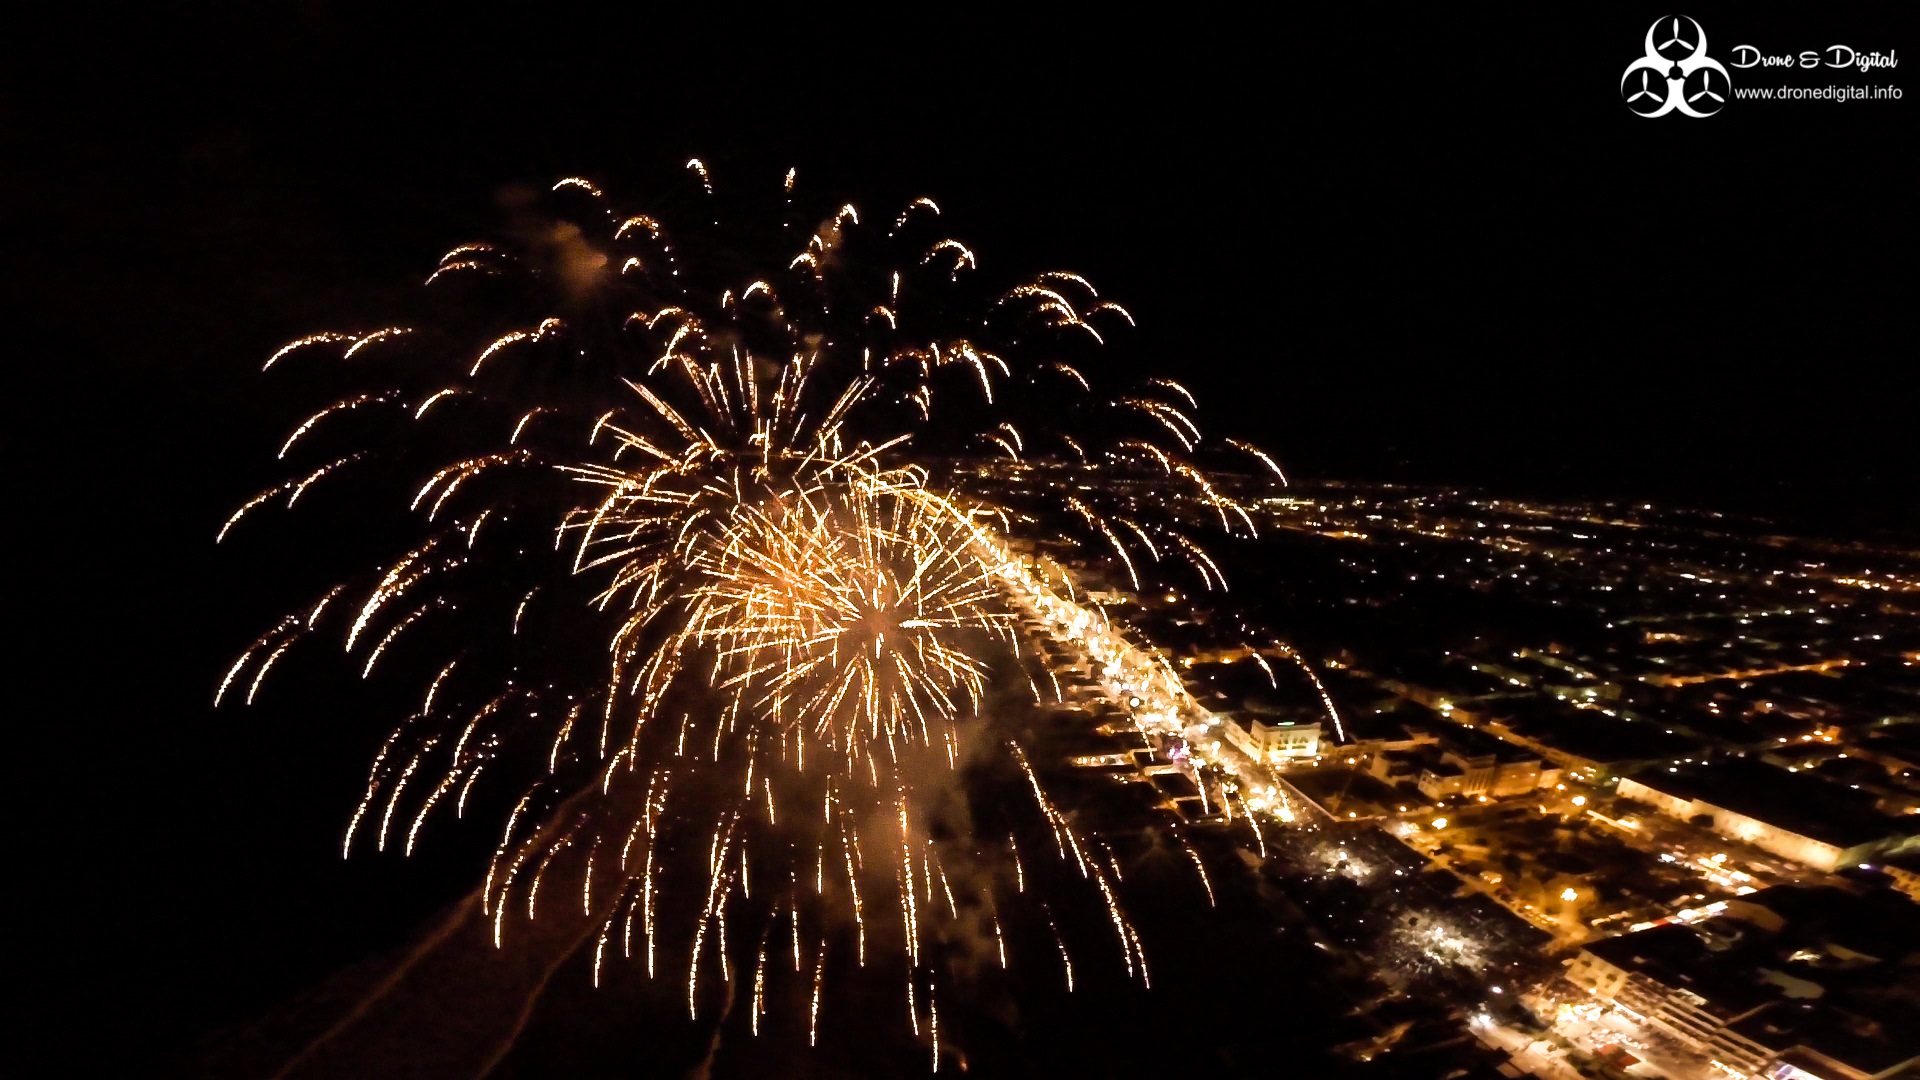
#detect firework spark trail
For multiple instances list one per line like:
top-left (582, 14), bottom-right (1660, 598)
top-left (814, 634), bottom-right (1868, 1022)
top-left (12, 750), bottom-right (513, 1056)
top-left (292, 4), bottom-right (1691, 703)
top-left (223, 161), bottom-right (1286, 1052)
top-left (1263, 643), bottom-right (1348, 744)
top-left (809, 941), bottom-right (827, 1046)
top-left (1044, 907), bottom-right (1074, 992)
top-left (1181, 836), bottom-right (1216, 908)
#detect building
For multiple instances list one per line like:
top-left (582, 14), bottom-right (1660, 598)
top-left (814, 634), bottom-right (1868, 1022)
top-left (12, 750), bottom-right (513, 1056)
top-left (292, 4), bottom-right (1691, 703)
top-left (1221, 714), bottom-right (1321, 763)
top-left (1875, 851), bottom-right (1920, 904)
top-left (1347, 718), bottom-right (1559, 801)
top-left (1615, 760), bottom-right (1912, 874)
top-left (1415, 744), bottom-right (1555, 801)
top-left (1185, 656), bottom-right (1327, 763)
top-left (1757, 1041), bottom-right (1920, 1080)
top-left (1398, 722), bottom-right (1561, 801)
top-left (1336, 697), bottom-right (1444, 761)
top-left (1567, 888), bottom-right (1920, 1080)
top-left (1368, 747), bottom-right (1428, 786)
top-left (1567, 924), bottom-right (1780, 1077)
top-left (1057, 728), bottom-right (1152, 769)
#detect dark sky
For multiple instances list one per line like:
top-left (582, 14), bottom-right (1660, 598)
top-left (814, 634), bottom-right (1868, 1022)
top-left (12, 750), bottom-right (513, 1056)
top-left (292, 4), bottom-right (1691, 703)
top-left (12, 4), bottom-right (1913, 504)
top-left (6, 3), bottom-right (1912, 1073)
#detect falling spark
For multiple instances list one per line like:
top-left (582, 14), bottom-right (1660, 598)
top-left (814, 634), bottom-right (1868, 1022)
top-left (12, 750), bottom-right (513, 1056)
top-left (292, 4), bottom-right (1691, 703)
top-left (219, 161), bottom-right (1284, 1055)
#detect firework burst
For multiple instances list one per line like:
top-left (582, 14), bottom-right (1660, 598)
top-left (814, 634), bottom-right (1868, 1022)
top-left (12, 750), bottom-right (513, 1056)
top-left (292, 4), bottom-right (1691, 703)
top-left (220, 163), bottom-right (1276, 1054)
top-left (645, 475), bottom-right (1015, 755)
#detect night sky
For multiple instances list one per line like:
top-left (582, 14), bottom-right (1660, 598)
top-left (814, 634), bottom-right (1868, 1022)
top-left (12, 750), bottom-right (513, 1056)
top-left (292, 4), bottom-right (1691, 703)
top-left (9, 3), bottom-right (1912, 1074)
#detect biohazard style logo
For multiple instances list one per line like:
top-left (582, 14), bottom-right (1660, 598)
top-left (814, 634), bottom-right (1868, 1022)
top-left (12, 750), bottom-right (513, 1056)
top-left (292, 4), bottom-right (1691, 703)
top-left (1622, 16), bottom-right (1732, 117)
